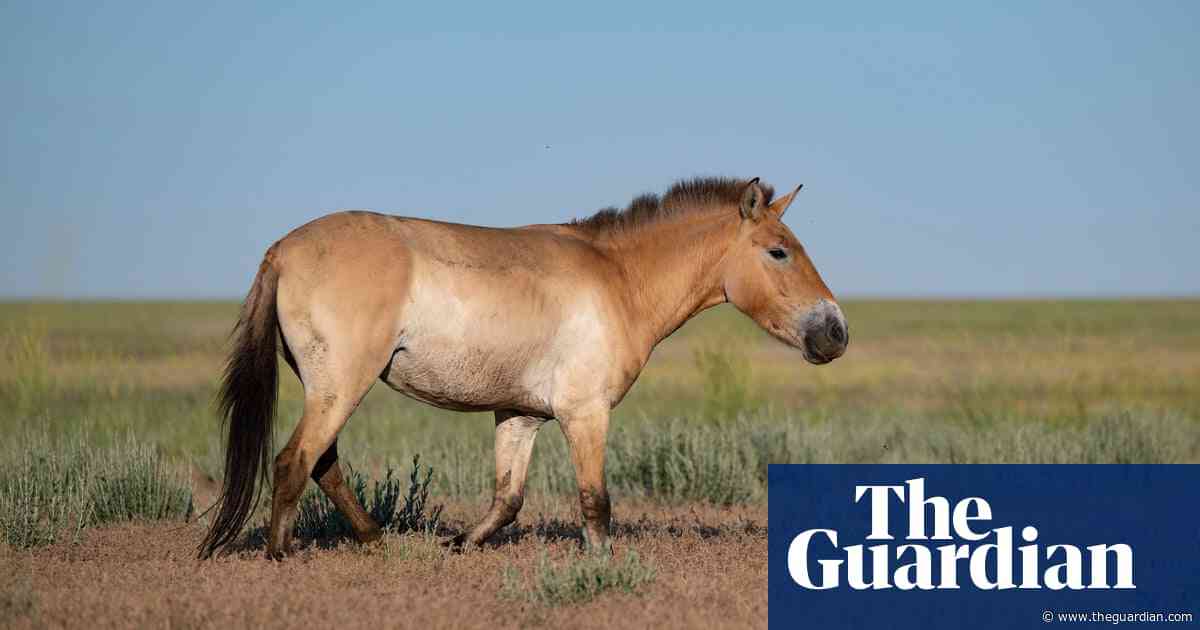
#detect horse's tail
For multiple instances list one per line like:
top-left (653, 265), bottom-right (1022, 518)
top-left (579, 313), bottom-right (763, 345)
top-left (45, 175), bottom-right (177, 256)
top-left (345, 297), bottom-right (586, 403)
top-left (198, 255), bottom-right (280, 559)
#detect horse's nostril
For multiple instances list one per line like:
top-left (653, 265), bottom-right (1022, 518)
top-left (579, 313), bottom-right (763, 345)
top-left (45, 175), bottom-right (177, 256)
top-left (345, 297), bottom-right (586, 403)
top-left (828, 319), bottom-right (846, 345)
top-left (803, 335), bottom-right (829, 364)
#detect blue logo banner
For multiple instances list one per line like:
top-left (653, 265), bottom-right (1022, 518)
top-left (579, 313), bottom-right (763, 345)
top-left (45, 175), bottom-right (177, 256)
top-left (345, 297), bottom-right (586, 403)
top-left (768, 465), bottom-right (1199, 628)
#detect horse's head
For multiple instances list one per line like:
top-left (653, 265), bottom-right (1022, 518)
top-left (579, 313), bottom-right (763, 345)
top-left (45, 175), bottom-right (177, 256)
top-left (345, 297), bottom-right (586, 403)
top-left (722, 179), bottom-right (848, 365)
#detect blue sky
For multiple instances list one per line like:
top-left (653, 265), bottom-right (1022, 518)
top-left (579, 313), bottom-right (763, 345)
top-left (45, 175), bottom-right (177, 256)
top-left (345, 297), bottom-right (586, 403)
top-left (2, 1), bottom-right (1197, 298)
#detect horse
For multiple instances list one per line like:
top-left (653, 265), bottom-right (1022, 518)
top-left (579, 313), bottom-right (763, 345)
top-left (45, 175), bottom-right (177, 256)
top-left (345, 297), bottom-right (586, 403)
top-left (198, 176), bottom-right (848, 559)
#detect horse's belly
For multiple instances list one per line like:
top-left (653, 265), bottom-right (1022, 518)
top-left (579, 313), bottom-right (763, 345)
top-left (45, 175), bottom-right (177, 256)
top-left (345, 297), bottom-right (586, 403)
top-left (379, 341), bottom-right (551, 415)
top-left (378, 259), bottom-right (613, 416)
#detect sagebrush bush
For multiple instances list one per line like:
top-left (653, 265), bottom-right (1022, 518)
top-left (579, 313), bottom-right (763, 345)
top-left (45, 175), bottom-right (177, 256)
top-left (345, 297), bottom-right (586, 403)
top-left (606, 419), bottom-right (762, 504)
top-left (90, 437), bottom-right (193, 524)
top-left (0, 432), bottom-right (192, 548)
top-left (501, 549), bottom-right (656, 606)
top-left (0, 446), bottom-right (90, 548)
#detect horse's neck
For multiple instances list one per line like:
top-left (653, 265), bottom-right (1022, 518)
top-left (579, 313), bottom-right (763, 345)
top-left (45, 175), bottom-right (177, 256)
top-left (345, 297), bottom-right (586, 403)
top-left (601, 213), bottom-right (736, 351)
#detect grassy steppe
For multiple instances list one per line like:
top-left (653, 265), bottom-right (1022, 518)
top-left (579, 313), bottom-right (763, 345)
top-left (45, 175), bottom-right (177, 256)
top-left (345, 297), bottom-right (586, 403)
top-left (3, 300), bottom-right (1197, 505)
top-left (4, 300), bottom-right (1195, 477)
top-left (1, 299), bottom-right (1197, 628)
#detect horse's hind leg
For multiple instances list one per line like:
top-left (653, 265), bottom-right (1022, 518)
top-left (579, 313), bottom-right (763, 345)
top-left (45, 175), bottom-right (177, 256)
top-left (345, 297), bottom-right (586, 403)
top-left (268, 388), bottom-right (359, 559)
top-left (311, 439), bottom-right (383, 543)
top-left (281, 333), bottom-right (381, 545)
top-left (453, 411), bottom-right (544, 548)
top-left (268, 320), bottom-right (395, 559)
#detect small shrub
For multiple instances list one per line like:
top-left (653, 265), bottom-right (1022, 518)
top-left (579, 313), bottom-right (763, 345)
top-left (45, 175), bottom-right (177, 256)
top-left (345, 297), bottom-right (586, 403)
top-left (0, 448), bottom-right (90, 548)
top-left (607, 419), bottom-right (761, 504)
top-left (389, 454), bottom-right (443, 535)
top-left (293, 455), bottom-right (443, 541)
top-left (501, 549), bottom-right (656, 607)
top-left (0, 432), bottom-right (192, 549)
top-left (90, 437), bottom-right (193, 524)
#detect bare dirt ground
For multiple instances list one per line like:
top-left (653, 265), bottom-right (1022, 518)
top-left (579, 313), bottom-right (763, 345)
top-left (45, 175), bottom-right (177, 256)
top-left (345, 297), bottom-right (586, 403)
top-left (0, 498), bottom-right (767, 629)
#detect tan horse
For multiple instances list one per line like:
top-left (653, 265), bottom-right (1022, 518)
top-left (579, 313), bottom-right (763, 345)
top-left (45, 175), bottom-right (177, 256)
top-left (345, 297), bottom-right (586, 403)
top-left (198, 177), bottom-right (848, 559)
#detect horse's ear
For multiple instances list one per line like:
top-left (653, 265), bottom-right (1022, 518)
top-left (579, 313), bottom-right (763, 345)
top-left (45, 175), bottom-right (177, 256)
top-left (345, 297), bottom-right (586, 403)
top-left (739, 178), bottom-right (767, 221)
top-left (767, 184), bottom-right (803, 219)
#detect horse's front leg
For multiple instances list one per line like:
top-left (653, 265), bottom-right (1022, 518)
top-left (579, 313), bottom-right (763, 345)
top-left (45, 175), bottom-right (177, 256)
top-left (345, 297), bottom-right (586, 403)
top-left (559, 403), bottom-right (612, 553)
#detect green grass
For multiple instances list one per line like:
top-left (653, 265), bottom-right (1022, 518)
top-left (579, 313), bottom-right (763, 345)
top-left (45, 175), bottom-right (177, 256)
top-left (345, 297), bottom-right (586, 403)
top-left (1, 299), bottom-right (1198, 545)
top-left (501, 549), bottom-right (657, 606)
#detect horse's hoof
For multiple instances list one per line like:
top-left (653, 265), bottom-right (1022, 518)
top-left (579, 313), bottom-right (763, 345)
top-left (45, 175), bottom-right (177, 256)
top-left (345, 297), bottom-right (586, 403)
top-left (357, 527), bottom-right (384, 545)
top-left (582, 533), bottom-right (613, 557)
top-left (441, 533), bottom-right (468, 553)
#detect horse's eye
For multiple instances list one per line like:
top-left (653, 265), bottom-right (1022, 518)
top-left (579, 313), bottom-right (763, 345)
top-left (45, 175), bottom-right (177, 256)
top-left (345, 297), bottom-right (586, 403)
top-left (768, 248), bottom-right (788, 261)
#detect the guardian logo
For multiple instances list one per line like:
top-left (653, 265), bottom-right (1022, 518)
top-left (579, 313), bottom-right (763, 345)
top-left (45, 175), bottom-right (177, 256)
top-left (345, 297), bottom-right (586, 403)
top-left (788, 478), bottom-right (1135, 591)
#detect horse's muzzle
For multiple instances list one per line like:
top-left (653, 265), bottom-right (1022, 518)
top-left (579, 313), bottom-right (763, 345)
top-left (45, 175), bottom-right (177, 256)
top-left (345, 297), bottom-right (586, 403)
top-left (800, 301), bottom-right (848, 365)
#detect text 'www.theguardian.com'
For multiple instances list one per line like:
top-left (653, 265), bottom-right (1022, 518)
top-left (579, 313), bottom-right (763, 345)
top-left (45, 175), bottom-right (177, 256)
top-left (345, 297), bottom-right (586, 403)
top-left (1043, 609), bottom-right (1193, 624)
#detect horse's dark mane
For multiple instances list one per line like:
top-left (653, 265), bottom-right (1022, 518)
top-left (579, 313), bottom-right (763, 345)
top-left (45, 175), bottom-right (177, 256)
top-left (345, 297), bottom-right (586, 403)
top-left (569, 176), bottom-right (775, 234)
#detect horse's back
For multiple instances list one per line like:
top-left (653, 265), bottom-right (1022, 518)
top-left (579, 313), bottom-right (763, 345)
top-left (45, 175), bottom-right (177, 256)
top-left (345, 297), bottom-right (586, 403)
top-left (268, 210), bottom-right (625, 415)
